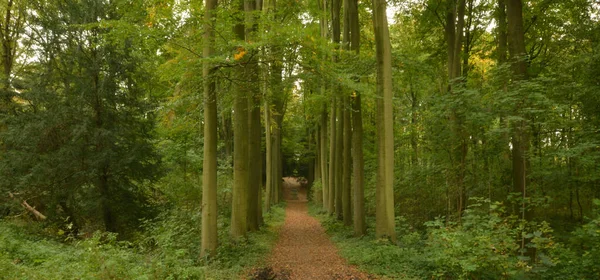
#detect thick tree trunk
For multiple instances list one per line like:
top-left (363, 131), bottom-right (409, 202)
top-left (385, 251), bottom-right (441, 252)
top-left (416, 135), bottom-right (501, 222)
top-left (373, 0), bottom-right (396, 241)
top-left (201, 0), bottom-right (218, 257)
top-left (352, 94), bottom-right (366, 236)
top-left (245, 0), bottom-right (261, 232)
top-left (231, 0), bottom-right (249, 238)
top-left (247, 86), bottom-right (261, 231)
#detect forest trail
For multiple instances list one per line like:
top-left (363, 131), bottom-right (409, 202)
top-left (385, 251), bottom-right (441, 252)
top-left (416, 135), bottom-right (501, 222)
top-left (254, 177), bottom-right (372, 280)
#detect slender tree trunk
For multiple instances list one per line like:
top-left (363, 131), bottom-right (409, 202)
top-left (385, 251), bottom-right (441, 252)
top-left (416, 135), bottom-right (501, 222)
top-left (319, 0), bottom-right (330, 211)
top-left (506, 0), bottom-right (529, 209)
top-left (373, 0), bottom-right (395, 241)
top-left (328, 98), bottom-right (337, 214)
top-left (320, 111), bottom-right (328, 209)
top-left (1, 0), bottom-right (23, 106)
top-left (331, 0), bottom-right (342, 220)
top-left (335, 101), bottom-right (343, 220)
top-left (201, 0), bottom-right (218, 257)
top-left (445, 0), bottom-right (456, 81)
top-left (410, 83), bottom-right (418, 166)
top-left (342, 95), bottom-right (352, 225)
top-left (497, 0), bottom-right (508, 63)
top-left (221, 110), bottom-right (233, 160)
top-left (264, 99), bottom-right (272, 212)
top-left (341, 0), bottom-right (352, 226)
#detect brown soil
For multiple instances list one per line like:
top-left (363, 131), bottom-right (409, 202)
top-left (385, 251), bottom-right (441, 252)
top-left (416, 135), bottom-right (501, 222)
top-left (250, 177), bottom-right (373, 280)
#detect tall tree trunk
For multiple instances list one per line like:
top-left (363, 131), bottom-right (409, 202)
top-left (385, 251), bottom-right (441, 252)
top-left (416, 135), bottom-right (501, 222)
top-left (352, 94), bottom-right (366, 235)
top-left (373, 0), bottom-right (395, 241)
top-left (320, 110), bottom-right (329, 209)
top-left (331, 0), bottom-right (342, 220)
top-left (446, 0), bottom-right (468, 218)
top-left (319, 0), bottom-right (329, 211)
top-left (245, 0), bottom-right (261, 232)
top-left (201, 0), bottom-right (218, 257)
top-left (347, 0), bottom-right (364, 235)
top-left (264, 99), bottom-right (273, 212)
top-left (335, 101), bottom-right (343, 220)
top-left (231, 0), bottom-right (249, 238)
top-left (506, 0), bottom-right (529, 209)
top-left (247, 89), bottom-right (261, 231)
top-left (497, 0), bottom-right (508, 63)
top-left (0, 0), bottom-right (23, 110)
top-left (342, 95), bottom-right (352, 225)
top-left (341, 0), bottom-right (352, 226)
top-left (328, 98), bottom-right (336, 214)
top-left (410, 81), bottom-right (418, 166)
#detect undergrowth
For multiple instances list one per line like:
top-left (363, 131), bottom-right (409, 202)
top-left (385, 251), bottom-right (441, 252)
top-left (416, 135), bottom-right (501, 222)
top-left (310, 199), bottom-right (600, 280)
top-left (0, 204), bottom-right (285, 279)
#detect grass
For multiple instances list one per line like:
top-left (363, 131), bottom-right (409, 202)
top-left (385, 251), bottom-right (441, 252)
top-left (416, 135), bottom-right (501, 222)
top-left (0, 204), bottom-right (286, 280)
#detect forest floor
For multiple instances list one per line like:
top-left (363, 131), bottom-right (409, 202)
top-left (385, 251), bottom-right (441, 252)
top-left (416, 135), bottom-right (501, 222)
top-left (249, 177), bottom-right (374, 280)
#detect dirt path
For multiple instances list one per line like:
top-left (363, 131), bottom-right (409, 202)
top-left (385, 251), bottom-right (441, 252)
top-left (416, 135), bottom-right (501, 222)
top-left (257, 177), bottom-right (372, 280)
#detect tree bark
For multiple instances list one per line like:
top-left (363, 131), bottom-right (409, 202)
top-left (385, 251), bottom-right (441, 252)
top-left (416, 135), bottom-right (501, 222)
top-left (264, 99), bottom-right (273, 212)
top-left (496, 0), bottom-right (508, 63)
top-left (320, 111), bottom-right (328, 209)
top-left (342, 94), bottom-right (352, 226)
top-left (0, 0), bottom-right (24, 109)
top-left (352, 94), bottom-right (366, 236)
top-left (335, 100), bottom-right (343, 220)
top-left (328, 98), bottom-right (336, 214)
top-left (319, 0), bottom-right (330, 211)
top-left (245, 0), bottom-right (261, 232)
top-left (201, 0), bottom-right (218, 257)
top-left (373, 0), bottom-right (396, 241)
top-left (506, 0), bottom-right (529, 206)
top-left (231, 0), bottom-right (249, 238)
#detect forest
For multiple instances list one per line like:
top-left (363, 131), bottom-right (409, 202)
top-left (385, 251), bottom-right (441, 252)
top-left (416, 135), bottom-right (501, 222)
top-left (0, 0), bottom-right (599, 279)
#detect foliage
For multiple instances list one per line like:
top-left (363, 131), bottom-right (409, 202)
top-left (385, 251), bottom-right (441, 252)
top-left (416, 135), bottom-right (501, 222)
top-left (0, 203), bottom-right (285, 279)
top-left (314, 199), bottom-right (600, 279)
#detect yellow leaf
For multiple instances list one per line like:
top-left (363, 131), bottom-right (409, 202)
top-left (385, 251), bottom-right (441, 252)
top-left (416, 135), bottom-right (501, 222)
top-left (234, 47), bottom-right (247, 61)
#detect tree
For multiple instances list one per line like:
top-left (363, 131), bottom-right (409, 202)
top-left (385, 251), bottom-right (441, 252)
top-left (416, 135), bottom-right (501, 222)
top-left (0, 0), bottom-right (25, 113)
top-left (0, 0), bottom-right (162, 234)
top-left (506, 0), bottom-right (529, 211)
top-left (347, 0), bottom-right (365, 236)
top-left (201, 0), bottom-right (219, 257)
top-left (373, 0), bottom-right (395, 241)
top-left (231, 0), bottom-right (250, 239)
top-left (246, 0), bottom-right (262, 232)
